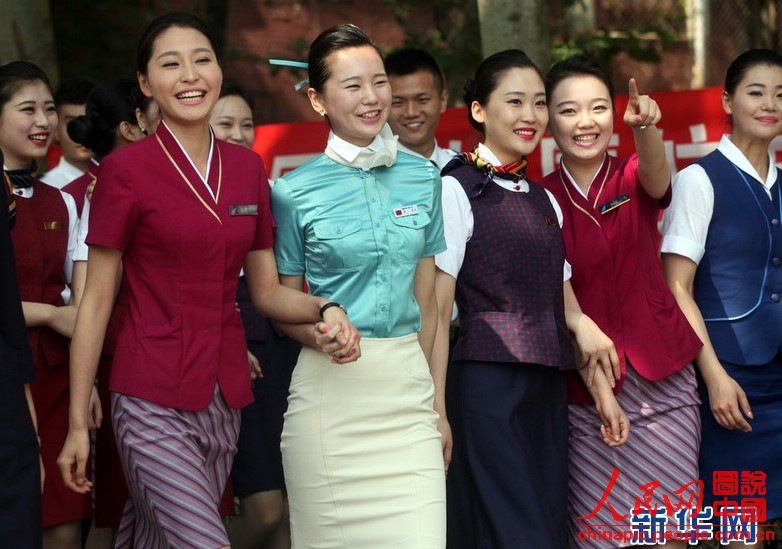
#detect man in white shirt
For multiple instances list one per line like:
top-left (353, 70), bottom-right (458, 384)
top-left (41, 80), bottom-right (94, 189)
top-left (385, 48), bottom-right (457, 170)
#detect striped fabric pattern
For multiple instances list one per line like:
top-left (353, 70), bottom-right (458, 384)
top-left (112, 388), bottom-right (240, 549)
top-left (567, 364), bottom-right (701, 548)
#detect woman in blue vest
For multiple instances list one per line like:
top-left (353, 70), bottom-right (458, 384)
top-left (271, 24), bottom-right (447, 547)
top-left (663, 49), bottom-right (782, 543)
top-left (431, 49), bottom-right (626, 549)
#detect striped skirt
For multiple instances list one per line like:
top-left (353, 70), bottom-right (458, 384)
top-left (112, 387), bottom-right (240, 549)
top-left (281, 334), bottom-right (446, 548)
top-left (567, 364), bottom-right (700, 548)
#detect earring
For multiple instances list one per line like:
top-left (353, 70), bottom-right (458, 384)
top-left (319, 111), bottom-right (326, 117)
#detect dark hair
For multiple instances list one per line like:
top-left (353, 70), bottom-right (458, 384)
top-left (724, 48), bottom-right (782, 95)
top-left (136, 12), bottom-right (221, 75)
top-left (545, 54), bottom-right (615, 104)
top-left (219, 78), bottom-right (253, 108)
top-left (67, 79), bottom-right (140, 159)
top-left (54, 79), bottom-right (95, 110)
top-left (307, 24), bottom-right (382, 93)
top-left (384, 48), bottom-right (445, 93)
top-left (0, 61), bottom-right (52, 113)
top-left (464, 49), bottom-right (540, 133)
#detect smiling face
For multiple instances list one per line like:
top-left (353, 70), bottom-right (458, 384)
top-left (388, 70), bottom-right (447, 157)
top-left (210, 94), bottom-right (254, 148)
top-left (0, 80), bottom-right (57, 169)
top-left (308, 45), bottom-right (391, 147)
top-left (724, 63), bottom-right (782, 147)
top-left (547, 74), bottom-right (614, 169)
top-left (138, 25), bottom-right (222, 130)
top-left (471, 67), bottom-right (547, 165)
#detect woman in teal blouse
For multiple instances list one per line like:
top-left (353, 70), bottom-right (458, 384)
top-left (271, 24), bottom-right (447, 549)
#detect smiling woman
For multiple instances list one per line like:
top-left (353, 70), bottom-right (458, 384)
top-left (271, 23), bottom-right (447, 548)
top-left (56, 13), bottom-right (356, 549)
top-left (0, 60), bottom-right (86, 549)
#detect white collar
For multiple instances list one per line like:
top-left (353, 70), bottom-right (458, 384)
top-left (560, 153), bottom-right (608, 199)
top-left (325, 124), bottom-right (398, 170)
top-left (718, 134), bottom-right (778, 191)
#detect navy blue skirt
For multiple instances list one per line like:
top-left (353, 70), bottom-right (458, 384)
top-left (697, 353), bottom-right (782, 520)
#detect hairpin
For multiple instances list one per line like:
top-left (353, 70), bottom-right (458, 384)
top-left (269, 59), bottom-right (309, 91)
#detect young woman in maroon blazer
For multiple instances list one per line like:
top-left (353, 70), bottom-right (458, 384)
top-left (57, 13), bottom-right (356, 548)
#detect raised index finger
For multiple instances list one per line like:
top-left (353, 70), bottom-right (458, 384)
top-left (627, 78), bottom-right (640, 106)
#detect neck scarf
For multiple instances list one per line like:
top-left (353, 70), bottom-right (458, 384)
top-left (5, 164), bottom-right (38, 189)
top-left (441, 147), bottom-right (527, 198)
top-left (324, 124), bottom-right (398, 170)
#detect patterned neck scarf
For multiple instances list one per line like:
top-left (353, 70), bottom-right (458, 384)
top-left (441, 147), bottom-right (527, 198)
top-left (5, 164), bottom-right (38, 189)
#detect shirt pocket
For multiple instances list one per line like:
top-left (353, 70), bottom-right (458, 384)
top-left (388, 210), bottom-right (431, 264)
top-left (310, 216), bottom-right (365, 272)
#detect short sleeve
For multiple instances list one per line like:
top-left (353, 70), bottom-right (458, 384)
top-left (251, 156), bottom-right (274, 251)
top-left (61, 190), bottom-right (79, 284)
top-left (86, 155), bottom-right (139, 252)
top-left (543, 188), bottom-right (572, 281)
top-left (270, 177), bottom-right (305, 275)
top-left (72, 199), bottom-right (90, 262)
top-left (422, 172), bottom-right (447, 257)
top-left (435, 175), bottom-right (472, 278)
top-left (660, 164), bottom-right (714, 265)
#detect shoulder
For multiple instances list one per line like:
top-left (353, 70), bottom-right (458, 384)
top-left (276, 153), bottom-right (331, 186)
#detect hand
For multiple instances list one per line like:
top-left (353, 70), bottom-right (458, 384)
top-left (86, 181), bottom-right (96, 202)
top-left (87, 386), bottom-right (103, 429)
top-left (247, 350), bottom-right (262, 381)
top-left (314, 322), bottom-right (361, 364)
top-left (435, 407), bottom-right (453, 473)
top-left (572, 313), bottom-right (620, 388)
top-left (706, 371), bottom-right (753, 431)
top-left (623, 78), bottom-right (662, 129)
top-left (57, 428), bottom-right (93, 494)
top-left (594, 392), bottom-right (630, 447)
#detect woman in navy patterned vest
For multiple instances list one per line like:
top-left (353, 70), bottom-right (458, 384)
top-left (432, 49), bottom-right (626, 549)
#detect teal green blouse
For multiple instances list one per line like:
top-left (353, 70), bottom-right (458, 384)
top-left (271, 151), bottom-right (445, 337)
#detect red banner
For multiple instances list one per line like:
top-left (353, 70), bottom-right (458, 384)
top-left (254, 86), bottom-right (782, 181)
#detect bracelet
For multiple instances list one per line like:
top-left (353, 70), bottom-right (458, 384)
top-left (636, 124), bottom-right (649, 130)
top-left (319, 301), bottom-right (347, 319)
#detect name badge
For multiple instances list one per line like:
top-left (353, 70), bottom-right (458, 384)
top-left (598, 193), bottom-right (630, 215)
top-left (43, 221), bottom-right (63, 230)
top-left (230, 204), bottom-right (258, 216)
top-left (393, 205), bottom-right (419, 218)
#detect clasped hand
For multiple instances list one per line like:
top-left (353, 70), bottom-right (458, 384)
top-left (315, 307), bottom-right (361, 363)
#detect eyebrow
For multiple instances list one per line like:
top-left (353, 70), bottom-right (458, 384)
top-left (14, 99), bottom-right (54, 107)
top-left (156, 47), bottom-right (213, 59)
top-left (338, 72), bottom-right (387, 84)
top-left (554, 97), bottom-right (610, 108)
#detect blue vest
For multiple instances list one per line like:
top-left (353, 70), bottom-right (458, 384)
top-left (449, 165), bottom-right (574, 369)
top-left (694, 150), bottom-right (782, 364)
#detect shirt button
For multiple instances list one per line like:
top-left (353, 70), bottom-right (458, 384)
top-left (773, 219), bottom-right (780, 227)
top-left (380, 304), bottom-right (388, 311)
top-left (774, 258), bottom-right (782, 267)
top-left (413, 219), bottom-right (418, 225)
top-left (371, 197), bottom-right (376, 202)
top-left (772, 293), bottom-right (780, 303)
top-left (336, 228), bottom-right (342, 234)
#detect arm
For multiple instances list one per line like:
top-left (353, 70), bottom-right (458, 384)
top-left (563, 279), bottom-right (620, 388)
top-left (574, 363), bottom-right (630, 447)
top-left (662, 253), bottom-right (752, 431)
top-left (21, 301), bottom-right (77, 337)
top-left (58, 245), bottom-right (122, 493)
top-left (414, 256), bottom-right (438, 363)
top-left (624, 78), bottom-right (669, 200)
top-left (245, 249), bottom-right (360, 362)
top-left (431, 266), bottom-right (456, 471)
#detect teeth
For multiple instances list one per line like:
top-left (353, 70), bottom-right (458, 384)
top-left (404, 122), bottom-right (423, 128)
top-left (360, 111), bottom-right (379, 118)
top-left (177, 91), bottom-right (204, 100)
top-left (514, 129), bottom-right (534, 136)
top-left (574, 135), bottom-right (597, 143)
top-left (29, 134), bottom-right (48, 141)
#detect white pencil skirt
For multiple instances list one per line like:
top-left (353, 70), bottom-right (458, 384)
top-left (282, 334), bottom-right (446, 549)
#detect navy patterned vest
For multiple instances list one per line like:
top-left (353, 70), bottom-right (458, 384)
top-left (450, 164), bottom-right (575, 369)
top-left (694, 150), bottom-right (782, 365)
top-left (11, 182), bottom-right (70, 367)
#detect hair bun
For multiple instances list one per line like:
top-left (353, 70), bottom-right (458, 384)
top-left (67, 115), bottom-right (93, 148)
